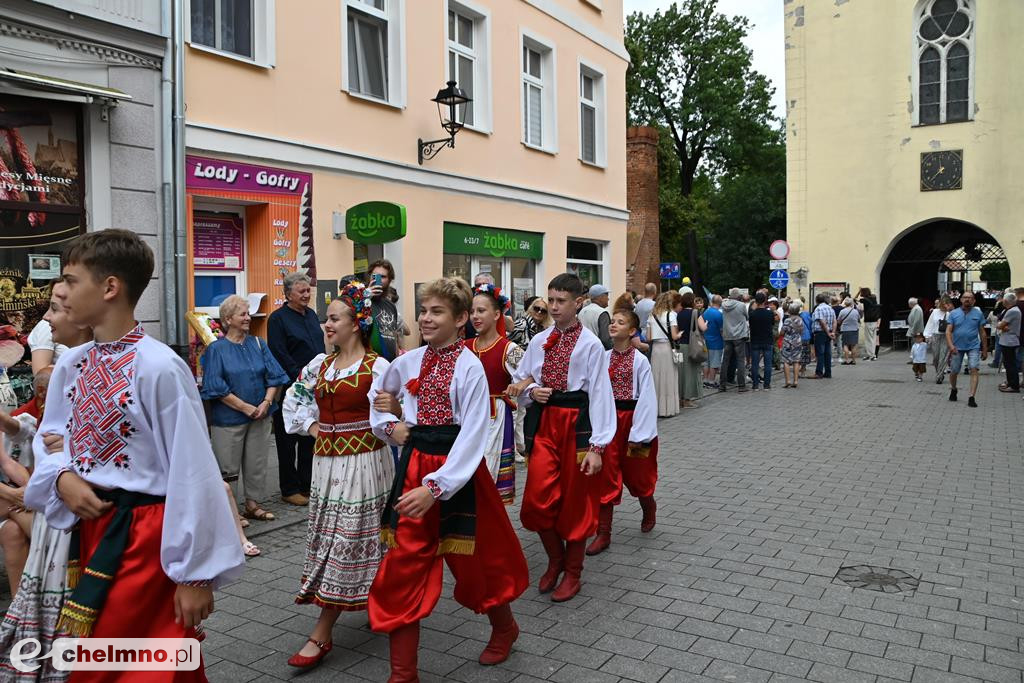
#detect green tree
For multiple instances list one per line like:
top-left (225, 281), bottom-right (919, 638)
top-left (627, 1), bottom-right (776, 290)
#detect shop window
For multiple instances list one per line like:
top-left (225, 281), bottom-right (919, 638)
top-left (521, 31), bottom-right (556, 152)
top-left (194, 275), bottom-right (238, 308)
top-left (446, 1), bottom-right (491, 131)
top-left (566, 238), bottom-right (604, 290)
top-left (579, 61), bottom-right (606, 166)
top-left (188, 0), bottom-right (275, 66)
top-left (192, 211), bottom-right (246, 316)
top-left (344, 0), bottom-right (406, 107)
top-left (442, 223), bottom-right (542, 315)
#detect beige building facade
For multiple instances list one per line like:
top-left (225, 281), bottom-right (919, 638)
top-left (183, 0), bottom-right (627, 336)
top-left (785, 0), bottom-right (1022, 316)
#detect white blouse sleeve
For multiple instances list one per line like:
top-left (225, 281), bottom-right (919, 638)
top-left (370, 352), bottom-right (415, 441)
top-left (152, 359), bottom-right (245, 586)
top-left (512, 333), bottom-right (545, 407)
top-left (629, 354), bottom-right (658, 443)
top-left (27, 320), bottom-right (55, 352)
top-left (504, 341), bottom-right (524, 377)
top-left (282, 354), bottom-right (327, 436)
top-left (424, 352), bottom-right (489, 499)
top-left (24, 356), bottom-right (76, 528)
top-left (586, 341), bottom-right (617, 448)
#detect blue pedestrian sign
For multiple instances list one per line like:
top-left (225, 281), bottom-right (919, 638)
top-left (659, 262), bottom-right (681, 279)
top-left (768, 269), bottom-right (789, 289)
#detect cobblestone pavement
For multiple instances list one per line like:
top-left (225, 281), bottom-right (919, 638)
top-left (7, 350), bottom-right (1023, 682)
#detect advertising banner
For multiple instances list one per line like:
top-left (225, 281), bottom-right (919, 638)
top-left (193, 215), bottom-right (244, 270)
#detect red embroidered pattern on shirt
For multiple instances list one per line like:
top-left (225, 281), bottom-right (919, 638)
top-left (415, 342), bottom-right (462, 425)
top-left (609, 347), bottom-right (635, 401)
top-left (66, 327), bottom-right (143, 473)
top-left (541, 322), bottom-right (582, 391)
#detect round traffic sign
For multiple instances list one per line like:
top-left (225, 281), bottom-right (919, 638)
top-left (768, 269), bottom-right (789, 289)
top-left (769, 240), bottom-right (790, 260)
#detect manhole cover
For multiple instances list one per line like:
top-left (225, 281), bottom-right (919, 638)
top-left (835, 565), bottom-right (920, 594)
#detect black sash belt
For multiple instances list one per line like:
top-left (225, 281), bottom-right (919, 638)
top-left (59, 488), bottom-right (166, 636)
top-left (615, 399), bottom-right (638, 411)
top-left (381, 424), bottom-right (477, 556)
top-left (523, 389), bottom-right (592, 457)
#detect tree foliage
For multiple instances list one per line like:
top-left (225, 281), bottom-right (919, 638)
top-left (626, 0), bottom-right (784, 294)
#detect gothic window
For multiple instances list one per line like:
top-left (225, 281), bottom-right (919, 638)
top-left (914, 0), bottom-right (973, 125)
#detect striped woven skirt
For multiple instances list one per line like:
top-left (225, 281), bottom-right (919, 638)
top-left (482, 401), bottom-right (516, 505)
top-left (296, 447), bottom-right (395, 611)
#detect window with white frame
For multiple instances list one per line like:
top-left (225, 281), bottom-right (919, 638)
top-left (914, 0), bottom-right (974, 125)
top-left (579, 63), bottom-right (606, 165)
top-left (345, 0), bottom-right (405, 106)
top-left (566, 238), bottom-right (604, 290)
top-left (446, 2), bottom-right (490, 130)
top-left (189, 0), bottom-right (275, 65)
top-left (521, 33), bottom-right (556, 151)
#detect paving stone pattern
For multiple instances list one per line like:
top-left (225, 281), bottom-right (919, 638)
top-left (9, 351), bottom-right (1024, 682)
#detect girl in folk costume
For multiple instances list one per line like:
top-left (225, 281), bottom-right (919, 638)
top-left (281, 281), bottom-right (396, 669)
top-left (467, 283), bottom-right (523, 504)
top-left (368, 278), bottom-right (528, 682)
top-left (585, 310), bottom-right (659, 556)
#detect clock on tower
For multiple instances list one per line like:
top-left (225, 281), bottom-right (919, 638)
top-left (920, 150), bottom-right (963, 191)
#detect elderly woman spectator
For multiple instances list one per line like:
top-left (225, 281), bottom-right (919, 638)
top-left (509, 295), bottom-right (550, 345)
top-left (997, 292), bottom-right (1021, 393)
top-left (676, 292), bottom-right (707, 408)
top-left (781, 302), bottom-right (805, 388)
top-left (203, 295), bottom-right (291, 521)
top-left (926, 296), bottom-right (954, 381)
top-left (835, 297), bottom-right (862, 365)
top-left (647, 291), bottom-right (682, 416)
top-left (268, 272), bottom-right (326, 505)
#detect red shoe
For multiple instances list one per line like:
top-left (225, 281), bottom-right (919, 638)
top-left (388, 623), bottom-right (420, 682)
top-left (551, 541), bottom-right (585, 602)
top-left (586, 504), bottom-right (614, 556)
top-left (537, 530), bottom-right (565, 593)
top-left (287, 638), bottom-right (332, 669)
top-left (479, 604), bottom-right (519, 665)
top-left (639, 496), bottom-right (657, 533)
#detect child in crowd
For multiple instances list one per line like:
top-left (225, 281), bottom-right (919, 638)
top-left (25, 229), bottom-right (244, 681)
top-left (467, 283), bottom-right (523, 504)
top-left (281, 282), bottom-right (396, 669)
top-left (368, 277), bottom-right (528, 682)
top-left (510, 273), bottom-right (616, 603)
top-left (911, 333), bottom-right (928, 382)
top-left (586, 309), bottom-right (659, 555)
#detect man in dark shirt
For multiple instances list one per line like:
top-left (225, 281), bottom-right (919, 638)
top-left (748, 292), bottom-right (777, 390)
top-left (267, 271), bottom-right (325, 505)
top-left (367, 259), bottom-right (405, 359)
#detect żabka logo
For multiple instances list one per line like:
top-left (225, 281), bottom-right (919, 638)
top-left (349, 212), bottom-right (397, 238)
top-left (10, 638), bottom-right (201, 672)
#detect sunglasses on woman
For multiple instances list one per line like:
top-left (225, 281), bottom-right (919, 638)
top-left (532, 306), bottom-right (548, 315)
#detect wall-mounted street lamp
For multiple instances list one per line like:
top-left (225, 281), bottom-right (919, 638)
top-left (418, 80), bottom-right (472, 165)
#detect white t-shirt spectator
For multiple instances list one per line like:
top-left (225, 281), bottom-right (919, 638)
top-left (647, 311), bottom-right (678, 342)
top-left (27, 319), bottom-right (69, 361)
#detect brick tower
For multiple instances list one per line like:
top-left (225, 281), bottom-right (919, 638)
top-left (626, 127), bottom-right (660, 294)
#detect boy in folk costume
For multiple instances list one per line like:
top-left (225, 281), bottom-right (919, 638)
top-left (281, 281), bottom-right (396, 669)
top-left (510, 273), bottom-right (616, 602)
top-left (467, 283), bottom-right (523, 504)
top-left (368, 278), bottom-right (528, 682)
top-left (585, 309), bottom-right (659, 556)
top-left (25, 230), bottom-right (244, 681)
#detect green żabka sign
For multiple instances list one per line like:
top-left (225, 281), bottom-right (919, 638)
top-left (346, 202), bottom-right (407, 244)
top-left (443, 223), bottom-right (543, 259)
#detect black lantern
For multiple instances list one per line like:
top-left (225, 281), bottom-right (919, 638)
top-left (418, 80), bottom-right (471, 165)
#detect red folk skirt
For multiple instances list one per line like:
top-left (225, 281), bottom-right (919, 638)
top-left (520, 404), bottom-right (602, 542)
top-left (71, 502), bottom-right (207, 683)
top-left (368, 448), bottom-right (529, 633)
top-left (597, 407), bottom-right (659, 506)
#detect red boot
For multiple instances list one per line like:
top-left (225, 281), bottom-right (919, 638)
top-left (586, 504), bottom-right (614, 556)
top-left (537, 529), bottom-right (565, 593)
top-left (639, 496), bottom-right (657, 533)
top-left (551, 541), bottom-right (585, 602)
top-left (479, 603), bottom-right (519, 665)
top-left (387, 622), bottom-right (420, 683)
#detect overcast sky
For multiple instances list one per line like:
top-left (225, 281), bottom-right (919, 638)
top-left (621, 0), bottom-right (786, 118)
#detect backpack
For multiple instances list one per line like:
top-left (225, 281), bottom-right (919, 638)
top-left (862, 297), bottom-right (881, 323)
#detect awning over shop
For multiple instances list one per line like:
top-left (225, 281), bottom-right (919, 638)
top-left (0, 68), bottom-right (132, 103)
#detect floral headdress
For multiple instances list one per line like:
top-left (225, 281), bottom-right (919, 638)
top-left (337, 281), bottom-right (373, 334)
top-left (473, 283), bottom-right (511, 336)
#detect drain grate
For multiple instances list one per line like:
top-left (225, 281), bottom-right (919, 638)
top-left (835, 565), bottom-right (920, 594)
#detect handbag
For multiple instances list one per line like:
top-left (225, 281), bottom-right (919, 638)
top-left (687, 310), bottom-right (708, 363)
top-left (653, 313), bottom-right (684, 365)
